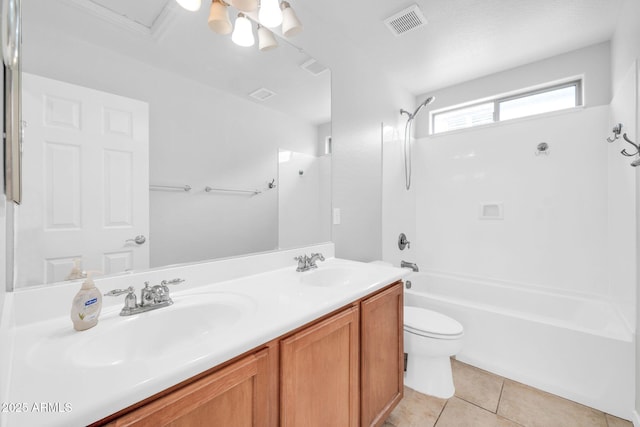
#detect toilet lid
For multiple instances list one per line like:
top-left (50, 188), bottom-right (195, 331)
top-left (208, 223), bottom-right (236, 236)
top-left (404, 306), bottom-right (464, 338)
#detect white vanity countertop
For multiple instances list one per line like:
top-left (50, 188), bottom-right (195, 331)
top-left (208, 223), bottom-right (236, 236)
top-left (3, 255), bottom-right (408, 427)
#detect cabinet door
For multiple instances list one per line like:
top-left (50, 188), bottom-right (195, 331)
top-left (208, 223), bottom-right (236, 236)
top-left (360, 282), bottom-right (404, 427)
top-left (281, 306), bottom-right (360, 427)
top-left (109, 349), bottom-right (271, 427)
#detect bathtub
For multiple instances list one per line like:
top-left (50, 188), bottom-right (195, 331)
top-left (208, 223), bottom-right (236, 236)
top-left (404, 271), bottom-right (634, 420)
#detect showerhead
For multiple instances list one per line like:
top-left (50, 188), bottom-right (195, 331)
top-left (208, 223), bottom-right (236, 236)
top-left (413, 96), bottom-right (435, 116)
top-left (400, 96), bottom-right (434, 190)
top-left (422, 96), bottom-right (435, 107)
top-left (401, 96), bottom-right (436, 119)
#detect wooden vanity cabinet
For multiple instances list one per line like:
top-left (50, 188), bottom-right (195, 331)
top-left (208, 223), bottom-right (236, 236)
top-left (280, 305), bottom-right (360, 427)
top-left (99, 281), bottom-right (403, 427)
top-left (360, 282), bottom-right (404, 427)
top-left (104, 348), bottom-right (273, 427)
top-left (279, 281), bottom-right (403, 427)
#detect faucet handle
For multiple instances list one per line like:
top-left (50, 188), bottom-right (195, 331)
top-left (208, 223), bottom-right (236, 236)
top-left (105, 286), bottom-right (137, 310)
top-left (308, 253), bottom-right (325, 268)
top-left (294, 255), bottom-right (308, 272)
top-left (398, 233), bottom-right (411, 250)
top-left (104, 286), bottom-right (135, 297)
top-left (161, 278), bottom-right (185, 286)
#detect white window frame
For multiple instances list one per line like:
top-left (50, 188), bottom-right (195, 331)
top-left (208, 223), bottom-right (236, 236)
top-left (430, 79), bottom-right (583, 135)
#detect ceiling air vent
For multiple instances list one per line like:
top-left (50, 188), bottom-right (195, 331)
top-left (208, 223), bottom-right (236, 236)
top-left (249, 88), bottom-right (276, 101)
top-left (300, 58), bottom-right (328, 76)
top-left (384, 4), bottom-right (427, 37)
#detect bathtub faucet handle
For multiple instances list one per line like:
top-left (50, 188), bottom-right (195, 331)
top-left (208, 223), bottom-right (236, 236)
top-left (398, 233), bottom-right (411, 250)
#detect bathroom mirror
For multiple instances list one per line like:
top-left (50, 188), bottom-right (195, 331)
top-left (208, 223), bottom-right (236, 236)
top-left (12, 0), bottom-right (331, 288)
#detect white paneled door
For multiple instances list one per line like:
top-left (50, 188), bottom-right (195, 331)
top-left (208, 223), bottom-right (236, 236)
top-left (17, 73), bottom-right (149, 286)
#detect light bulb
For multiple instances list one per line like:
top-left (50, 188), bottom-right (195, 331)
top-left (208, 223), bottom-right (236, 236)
top-left (208, 0), bottom-right (232, 35)
top-left (232, 13), bottom-right (255, 47)
top-left (175, 0), bottom-right (202, 12)
top-left (258, 0), bottom-right (282, 28)
top-left (258, 25), bottom-right (278, 51)
top-left (281, 1), bottom-right (302, 37)
top-left (230, 0), bottom-right (258, 12)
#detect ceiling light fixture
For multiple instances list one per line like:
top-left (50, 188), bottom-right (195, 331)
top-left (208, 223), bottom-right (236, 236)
top-left (176, 0), bottom-right (202, 12)
top-left (258, 0), bottom-right (283, 28)
top-left (229, 0), bottom-right (259, 12)
top-left (257, 24), bottom-right (278, 51)
top-left (280, 1), bottom-right (302, 37)
top-left (231, 13), bottom-right (255, 47)
top-left (208, 0), bottom-right (232, 35)
top-left (177, 0), bottom-right (303, 50)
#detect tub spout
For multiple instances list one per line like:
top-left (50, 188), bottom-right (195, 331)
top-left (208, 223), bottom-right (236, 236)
top-left (401, 261), bottom-right (419, 272)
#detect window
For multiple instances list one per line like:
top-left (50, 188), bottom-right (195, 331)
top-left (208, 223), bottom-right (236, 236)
top-left (433, 102), bottom-right (494, 134)
top-left (431, 80), bottom-right (582, 134)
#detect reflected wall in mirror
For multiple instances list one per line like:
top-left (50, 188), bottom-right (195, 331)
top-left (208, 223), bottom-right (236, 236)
top-left (278, 146), bottom-right (332, 249)
top-left (14, 0), bottom-right (331, 288)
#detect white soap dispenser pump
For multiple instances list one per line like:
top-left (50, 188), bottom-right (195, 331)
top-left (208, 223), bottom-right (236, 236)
top-left (70, 271), bottom-right (103, 331)
top-left (66, 258), bottom-right (86, 280)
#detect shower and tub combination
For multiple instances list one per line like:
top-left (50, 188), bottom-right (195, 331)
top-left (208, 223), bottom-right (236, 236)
top-left (403, 270), bottom-right (633, 418)
top-left (394, 95), bottom-right (632, 418)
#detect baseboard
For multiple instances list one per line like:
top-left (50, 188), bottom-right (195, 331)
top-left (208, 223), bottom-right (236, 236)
top-left (632, 409), bottom-right (640, 427)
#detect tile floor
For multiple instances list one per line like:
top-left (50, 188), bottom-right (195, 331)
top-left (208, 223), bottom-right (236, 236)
top-left (383, 359), bottom-right (633, 427)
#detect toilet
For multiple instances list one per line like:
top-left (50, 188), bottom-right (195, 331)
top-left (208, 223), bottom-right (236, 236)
top-left (404, 306), bottom-right (464, 399)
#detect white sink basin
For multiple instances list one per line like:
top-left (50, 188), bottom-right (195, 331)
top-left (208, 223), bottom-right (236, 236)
top-left (301, 267), bottom-right (359, 287)
top-left (63, 292), bottom-right (255, 367)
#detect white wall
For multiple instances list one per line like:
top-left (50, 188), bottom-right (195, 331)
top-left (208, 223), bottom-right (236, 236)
top-left (278, 152), bottom-right (331, 248)
top-left (330, 71), bottom-right (411, 262)
top-left (636, 59), bottom-right (640, 427)
top-left (21, 26), bottom-right (318, 270)
top-left (293, 19), bottom-right (414, 262)
top-left (414, 107), bottom-right (609, 296)
top-left (382, 124), bottom-right (418, 267)
top-left (609, 0), bottom-right (640, 421)
top-left (608, 63), bottom-right (637, 330)
top-left (414, 42), bottom-right (612, 138)
top-left (403, 42), bottom-right (617, 298)
top-left (400, 44), bottom-right (614, 295)
top-left (611, 0), bottom-right (640, 90)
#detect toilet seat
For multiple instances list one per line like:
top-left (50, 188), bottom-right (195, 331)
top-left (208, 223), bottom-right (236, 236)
top-left (404, 306), bottom-right (464, 340)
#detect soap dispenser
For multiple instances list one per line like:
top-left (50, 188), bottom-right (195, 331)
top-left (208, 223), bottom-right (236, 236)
top-left (70, 271), bottom-right (103, 331)
top-left (66, 258), bottom-right (86, 280)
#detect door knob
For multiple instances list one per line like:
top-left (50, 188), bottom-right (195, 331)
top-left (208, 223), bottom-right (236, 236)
top-left (126, 235), bottom-right (146, 245)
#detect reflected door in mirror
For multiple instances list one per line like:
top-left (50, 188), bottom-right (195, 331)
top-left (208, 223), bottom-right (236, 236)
top-left (17, 73), bottom-right (150, 286)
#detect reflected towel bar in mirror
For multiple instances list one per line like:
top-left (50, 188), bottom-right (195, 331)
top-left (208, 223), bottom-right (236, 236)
top-left (150, 184), bottom-right (192, 192)
top-left (205, 186), bottom-right (261, 195)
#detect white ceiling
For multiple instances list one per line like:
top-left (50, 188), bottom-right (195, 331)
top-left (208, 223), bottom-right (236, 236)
top-left (292, 0), bottom-right (623, 96)
top-left (26, 0), bottom-right (623, 123)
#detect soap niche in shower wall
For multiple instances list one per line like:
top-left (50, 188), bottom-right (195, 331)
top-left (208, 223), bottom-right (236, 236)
top-left (479, 202), bottom-right (504, 220)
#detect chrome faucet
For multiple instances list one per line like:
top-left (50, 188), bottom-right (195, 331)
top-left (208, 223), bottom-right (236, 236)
top-left (400, 260), bottom-right (419, 272)
top-left (294, 253), bottom-right (325, 272)
top-left (105, 278), bottom-right (184, 316)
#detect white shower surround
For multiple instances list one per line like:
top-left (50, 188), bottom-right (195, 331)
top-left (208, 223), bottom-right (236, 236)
top-left (404, 271), bottom-right (634, 419)
top-left (413, 106), bottom-right (613, 308)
